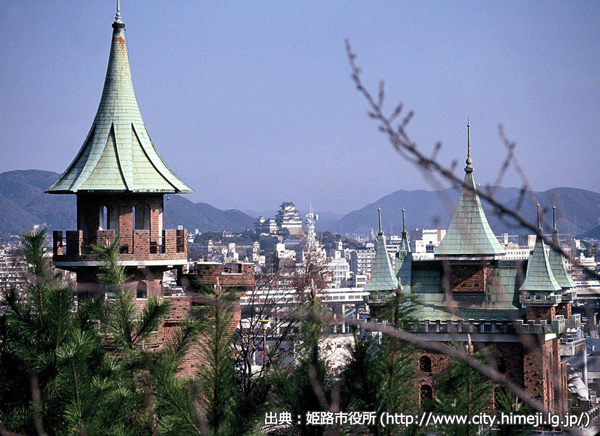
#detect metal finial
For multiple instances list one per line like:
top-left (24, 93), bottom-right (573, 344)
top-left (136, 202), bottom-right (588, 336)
top-left (536, 204), bottom-right (541, 230)
top-left (402, 208), bottom-right (406, 234)
top-left (378, 207), bottom-right (382, 235)
top-left (465, 119), bottom-right (473, 173)
top-left (115, 0), bottom-right (123, 23)
top-left (552, 206), bottom-right (557, 232)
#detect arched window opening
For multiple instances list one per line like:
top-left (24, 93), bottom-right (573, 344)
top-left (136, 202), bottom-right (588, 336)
top-left (109, 206), bottom-right (119, 232)
top-left (497, 357), bottom-right (506, 374)
top-left (136, 281), bottom-right (147, 299)
top-left (420, 384), bottom-right (433, 406)
top-left (158, 202), bottom-right (164, 250)
top-left (419, 355), bottom-right (432, 372)
top-left (99, 206), bottom-right (108, 230)
top-left (134, 203), bottom-right (151, 230)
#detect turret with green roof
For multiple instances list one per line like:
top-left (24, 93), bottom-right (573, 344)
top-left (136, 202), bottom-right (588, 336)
top-left (394, 208), bottom-right (412, 294)
top-left (410, 123), bottom-right (520, 321)
top-left (46, 3), bottom-right (192, 195)
top-left (47, 3), bottom-right (192, 299)
top-left (435, 122), bottom-right (505, 258)
top-left (520, 205), bottom-right (575, 321)
top-left (549, 207), bottom-right (575, 291)
top-left (365, 208), bottom-right (398, 314)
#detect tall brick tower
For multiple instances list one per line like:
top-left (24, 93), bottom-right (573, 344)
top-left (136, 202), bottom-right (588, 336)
top-left (46, 4), bottom-right (193, 299)
top-left (367, 122), bottom-right (578, 413)
top-left (519, 205), bottom-right (575, 412)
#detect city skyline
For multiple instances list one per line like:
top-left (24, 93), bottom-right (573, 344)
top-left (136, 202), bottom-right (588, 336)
top-left (1, 1), bottom-right (598, 214)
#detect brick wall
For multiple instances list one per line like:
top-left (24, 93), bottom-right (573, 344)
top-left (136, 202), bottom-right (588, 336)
top-left (414, 351), bottom-right (452, 405)
top-left (119, 203), bottom-right (133, 252)
top-left (411, 339), bottom-right (568, 413)
top-left (182, 262), bottom-right (255, 291)
top-left (59, 193), bottom-right (186, 263)
top-left (76, 193), bottom-right (164, 251)
top-left (523, 336), bottom-right (557, 411)
top-left (449, 264), bottom-right (487, 293)
top-left (556, 302), bottom-right (571, 319)
top-left (526, 305), bottom-right (556, 323)
top-left (97, 229), bottom-right (116, 246)
top-left (133, 230), bottom-right (150, 259)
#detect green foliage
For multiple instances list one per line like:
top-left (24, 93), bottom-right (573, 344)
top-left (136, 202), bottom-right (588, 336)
top-left (92, 236), bottom-right (128, 291)
top-left (194, 283), bottom-right (239, 435)
top-left (493, 386), bottom-right (534, 436)
top-left (319, 231), bottom-right (363, 251)
top-left (341, 332), bottom-right (382, 413)
top-left (193, 230), bottom-right (259, 245)
top-left (5, 228), bottom-right (532, 436)
top-left (258, 235), bottom-right (279, 252)
top-left (150, 317), bottom-right (204, 436)
top-left (270, 256), bottom-right (335, 436)
top-left (20, 227), bottom-right (54, 279)
top-left (0, 229), bottom-right (199, 435)
top-left (430, 353), bottom-right (493, 436)
top-left (340, 291), bottom-right (419, 436)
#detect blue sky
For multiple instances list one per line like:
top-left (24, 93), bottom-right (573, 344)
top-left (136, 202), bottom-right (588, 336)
top-left (1, 1), bottom-right (599, 214)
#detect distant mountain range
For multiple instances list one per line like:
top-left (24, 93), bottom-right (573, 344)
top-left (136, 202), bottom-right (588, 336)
top-left (0, 170), bottom-right (255, 238)
top-left (335, 186), bottom-right (600, 238)
top-left (1, 170), bottom-right (599, 239)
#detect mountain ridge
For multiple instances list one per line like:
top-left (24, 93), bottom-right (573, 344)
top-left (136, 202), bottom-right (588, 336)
top-left (0, 170), bottom-right (598, 239)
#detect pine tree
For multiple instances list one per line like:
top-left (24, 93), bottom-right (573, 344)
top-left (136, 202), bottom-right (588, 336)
top-left (150, 317), bottom-right (204, 436)
top-left (0, 229), bottom-right (143, 435)
top-left (340, 289), bottom-right (419, 436)
top-left (193, 281), bottom-right (238, 435)
top-left (431, 353), bottom-right (493, 436)
top-left (0, 229), bottom-right (200, 435)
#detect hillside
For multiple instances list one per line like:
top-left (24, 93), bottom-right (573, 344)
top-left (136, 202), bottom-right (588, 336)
top-left (1, 170), bottom-right (598, 240)
top-left (323, 186), bottom-right (600, 238)
top-left (0, 170), bottom-right (256, 237)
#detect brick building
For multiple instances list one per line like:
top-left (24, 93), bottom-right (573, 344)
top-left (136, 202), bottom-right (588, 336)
top-left (366, 123), bottom-right (577, 414)
top-left (45, 5), bottom-right (196, 357)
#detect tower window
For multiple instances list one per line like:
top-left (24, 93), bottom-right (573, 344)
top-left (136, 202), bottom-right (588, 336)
top-left (419, 355), bottom-right (432, 372)
top-left (100, 205), bottom-right (109, 230)
top-left (137, 281), bottom-right (147, 299)
top-left (134, 203), bottom-right (151, 230)
top-left (420, 384), bottom-right (433, 405)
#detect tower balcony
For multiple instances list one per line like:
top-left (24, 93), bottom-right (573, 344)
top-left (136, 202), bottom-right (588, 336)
top-left (52, 228), bottom-right (187, 268)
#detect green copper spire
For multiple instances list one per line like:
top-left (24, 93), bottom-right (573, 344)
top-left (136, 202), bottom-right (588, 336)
top-left (465, 118), bottom-right (473, 173)
top-left (394, 207), bottom-right (412, 293)
top-left (520, 205), bottom-right (561, 292)
top-left (400, 208), bottom-right (410, 253)
top-left (365, 208), bottom-right (398, 295)
top-left (435, 123), bottom-right (505, 257)
top-left (548, 206), bottom-right (575, 289)
top-left (46, 5), bottom-right (193, 194)
top-left (115, 0), bottom-right (122, 24)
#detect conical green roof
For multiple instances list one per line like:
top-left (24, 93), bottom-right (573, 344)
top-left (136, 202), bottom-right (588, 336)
top-left (435, 124), bottom-right (505, 257)
top-left (520, 207), bottom-right (561, 292)
top-left (46, 8), bottom-right (193, 194)
top-left (548, 207), bottom-right (575, 289)
top-left (394, 208), bottom-right (412, 293)
top-left (365, 208), bottom-right (398, 293)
